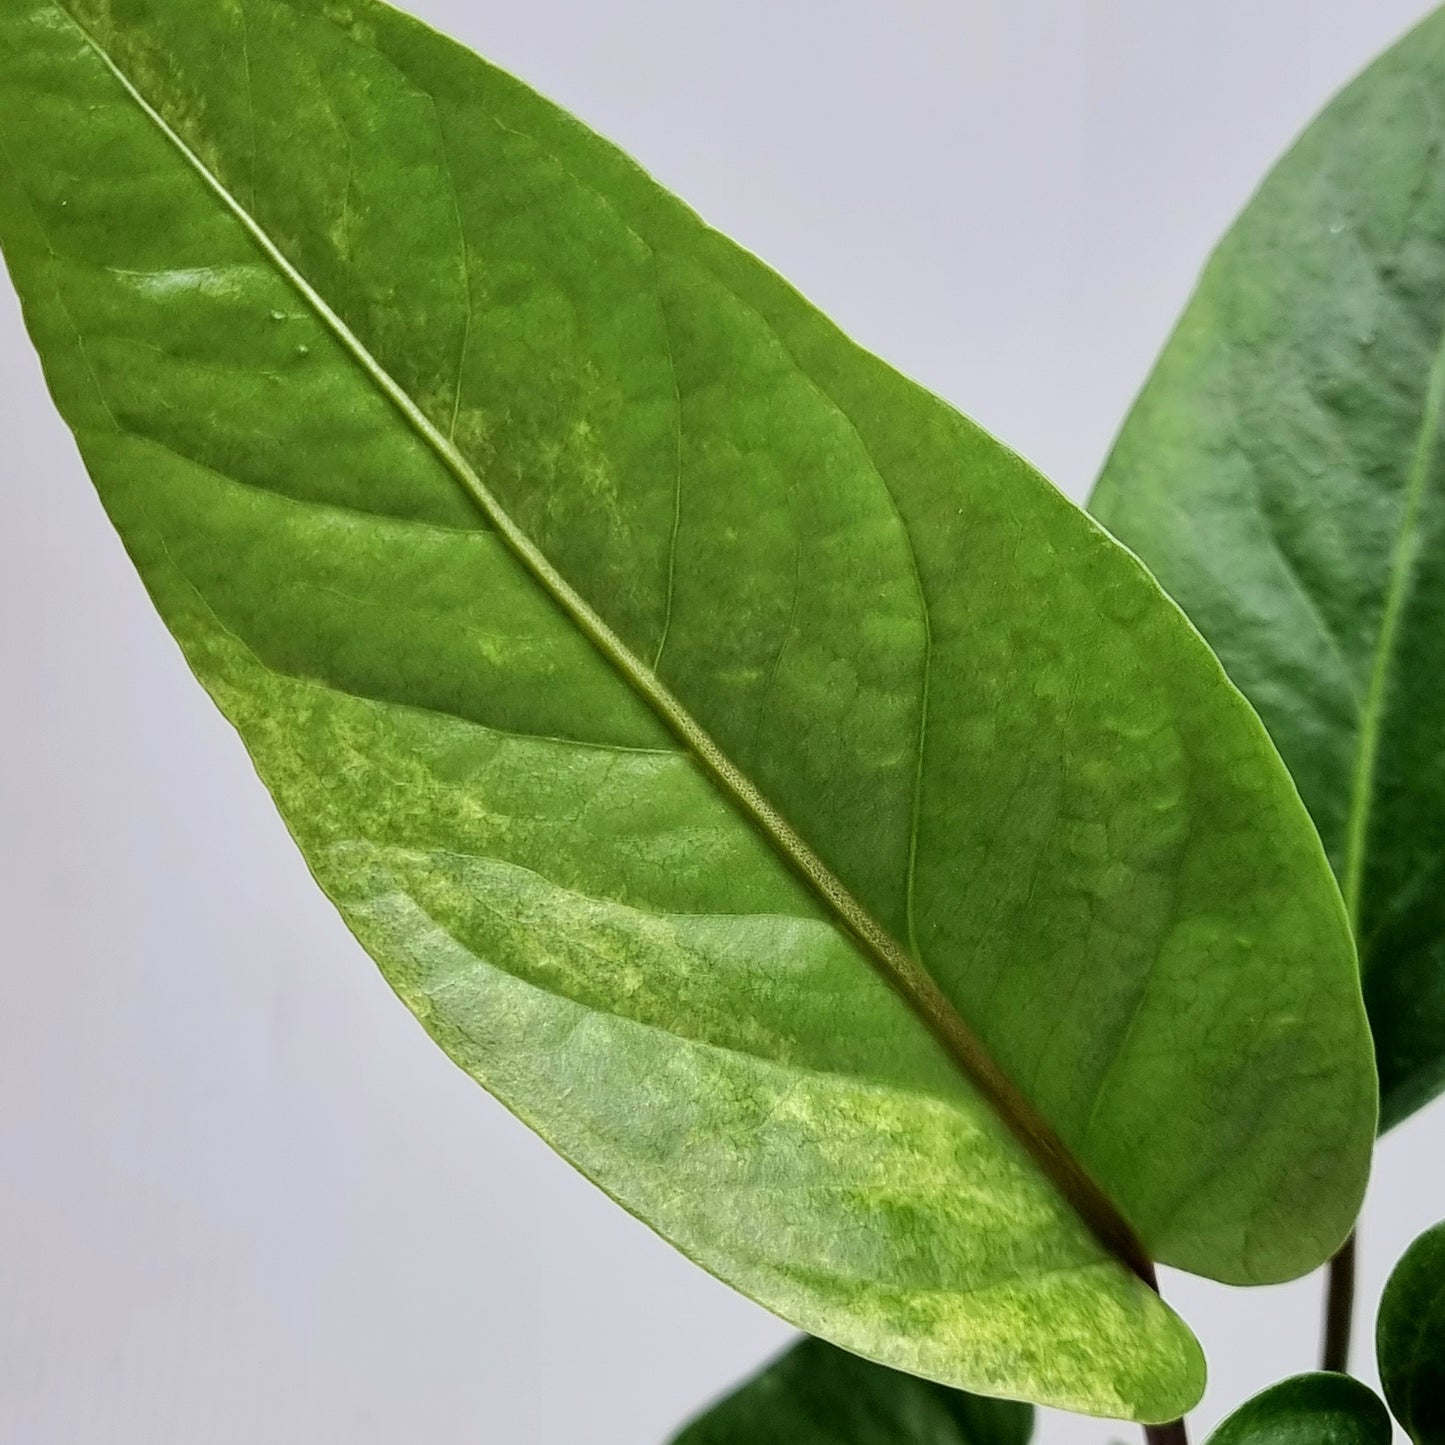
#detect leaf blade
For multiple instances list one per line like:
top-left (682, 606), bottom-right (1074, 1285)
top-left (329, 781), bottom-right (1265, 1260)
top-left (1090, 5), bottom-right (1445, 1130)
top-left (39, 0), bottom-right (1152, 1284)
top-left (1206, 1374), bottom-right (1391, 1445)
top-left (0, 0), bottom-right (1376, 1414)
top-left (670, 1337), bottom-right (1035, 1445)
top-left (1377, 1221), bottom-right (1445, 1443)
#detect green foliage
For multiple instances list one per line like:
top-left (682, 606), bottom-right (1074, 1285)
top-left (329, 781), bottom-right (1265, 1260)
top-left (1206, 1375), bottom-right (1391, 1445)
top-left (1377, 1221), bottom-right (1445, 1443)
top-left (1091, 5), bottom-right (1445, 1131)
top-left (0, 0), bottom-right (1389, 1425)
top-left (670, 1338), bottom-right (1033, 1445)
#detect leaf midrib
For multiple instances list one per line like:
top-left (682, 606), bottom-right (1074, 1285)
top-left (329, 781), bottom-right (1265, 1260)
top-left (1339, 315), bottom-right (1445, 935)
top-left (52, 0), bottom-right (1153, 1282)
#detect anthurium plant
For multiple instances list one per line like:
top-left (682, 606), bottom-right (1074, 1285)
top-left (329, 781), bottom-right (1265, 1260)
top-left (1, 2), bottom-right (1442, 1440)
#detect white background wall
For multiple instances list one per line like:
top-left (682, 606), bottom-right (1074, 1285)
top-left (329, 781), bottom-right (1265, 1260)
top-left (2, 2), bottom-right (1443, 1441)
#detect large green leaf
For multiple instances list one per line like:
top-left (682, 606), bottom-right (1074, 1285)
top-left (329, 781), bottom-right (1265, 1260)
top-left (1091, 5), bottom-right (1445, 1130)
top-left (1206, 1375), bottom-right (1391, 1445)
top-left (0, 0), bottom-right (1375, 1417)
top-left (670, 1337), bottom-right (1033, 1445)
top-left (1377, 1221), bottom-right (1445, 1442)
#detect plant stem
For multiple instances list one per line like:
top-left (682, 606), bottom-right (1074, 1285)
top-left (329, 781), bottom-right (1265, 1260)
top-left (1145, 1420), bottom-right (1189, 1445)
top-left (1321, 1232), bottom-right (1357, 1373)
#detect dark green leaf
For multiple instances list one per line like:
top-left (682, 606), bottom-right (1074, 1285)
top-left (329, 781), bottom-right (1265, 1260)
top-left (670, 1337), bottom-right (1033, 1445)
top-left (1377, 1220), bottom-right (1445, 1442)
top-left (1091, 5), bottom-right (1445, 1130)
top-left (1207, 1374), bottom-right (1391, 1445)
top-left (0, 0), bottom-right (1376, 1416)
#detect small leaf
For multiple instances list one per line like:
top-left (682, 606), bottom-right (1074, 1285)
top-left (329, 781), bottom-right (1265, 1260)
top-left (670, 1337), bottom-right (1033, 1445)
top-left (0, 0), bottom-right (1377, 1417)
top-left (1206, 1374), bottom-right (1391, 1445)
top-left (1091, 5), bottom-right (1445, 1130)
top-left (1377, 1220), bottom-right (1445, 1443)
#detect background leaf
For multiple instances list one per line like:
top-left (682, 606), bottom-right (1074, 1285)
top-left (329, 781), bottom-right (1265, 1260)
top-left (1377, 1220), bottom-right (1445, 1442)
top-left (1091, 4), bottom-right (1445, 1130)
top-left (0, 0), bottom-right (1376, 1416)
top-left (1206, 1374), bottom-right (1391, 1445)
top-left (670, 1337), bottom-right (1033, 1445)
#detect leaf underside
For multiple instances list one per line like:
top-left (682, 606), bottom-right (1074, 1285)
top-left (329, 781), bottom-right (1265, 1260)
top-left (1091, 4), bottom-right (1445, 1132)
top-left (670, 1337), bottom-right (1034, 1445)
top-left (0, 0), bottom-right (1376, 1418)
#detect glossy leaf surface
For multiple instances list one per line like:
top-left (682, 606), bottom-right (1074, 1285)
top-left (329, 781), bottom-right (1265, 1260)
top-left (1092, 5), bottom-right (1445, 1129)
top-left (1207, 1375), bottom-right (1391, 1445)
top-left (0, 0), bottom-right (1376, 1416)
top-left (671, 1338), bottom-right (1033, 1445)
top-left (1377, 1221), bottom-right (1445, 1442)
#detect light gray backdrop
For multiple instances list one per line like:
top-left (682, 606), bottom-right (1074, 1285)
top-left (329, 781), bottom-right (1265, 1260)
top-left (2, 2), bottom-right (1442, 1441)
